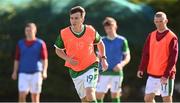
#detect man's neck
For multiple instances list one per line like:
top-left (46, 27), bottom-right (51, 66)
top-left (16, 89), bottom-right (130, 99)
top-left (157, 27), bottom-right (168, 33)
top-left (107, 34), bottom-right (117, 40)
top-left (26, 37), bottom-right (36, 41)
top-left (71, 25), bottom-right (83, 33)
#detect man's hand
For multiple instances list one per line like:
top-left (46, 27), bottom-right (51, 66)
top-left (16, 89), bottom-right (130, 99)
top-left (55, 49), bottom-right (78, 66)
top-left (11, 72), bottom-right (17, 80)
top-left (161, 77), bottom-right (168, 84)
top-left (137, 70), bottom-right (144, 78)
top-left (113, 63), bottom-right (123, 72)
top-left (101, 59), bottom-right (108, 71)
top-left (66, 57), bottom-right (78, 66)
top-left (42, 71), bottom-right (47, 79)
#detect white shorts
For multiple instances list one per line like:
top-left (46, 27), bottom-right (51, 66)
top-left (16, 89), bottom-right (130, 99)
top-left (96, 75), bottom-right (123, 93)
top-left (72, 68), bottom-right (98, 99)
top-left (145, 76), bottom-right (174, 97)
top-left (18, 72), bottom-right (43, 94)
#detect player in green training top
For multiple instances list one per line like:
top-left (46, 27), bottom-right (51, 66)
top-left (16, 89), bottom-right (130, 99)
top-left (54, 6), bottom-right (108, 102)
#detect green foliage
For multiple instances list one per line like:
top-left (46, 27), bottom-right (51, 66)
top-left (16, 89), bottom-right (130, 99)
top-left (0, 0), bottom-right (179, 102)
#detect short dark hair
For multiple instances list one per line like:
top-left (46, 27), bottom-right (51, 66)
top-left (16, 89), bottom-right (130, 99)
top-left (26, 22), bottom-right (36, 28)
top-left (25, 22), bottom-right (37, 33)
top-left (70, 6), bottom-right (86, 17)
top-left (103, 17), bottom-right (117, 27)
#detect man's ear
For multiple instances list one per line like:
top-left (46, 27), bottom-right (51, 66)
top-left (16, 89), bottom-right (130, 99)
top-left (166, 19), bottom-right (168, 24)
top-left (82, 17), bottom-right (85, 23)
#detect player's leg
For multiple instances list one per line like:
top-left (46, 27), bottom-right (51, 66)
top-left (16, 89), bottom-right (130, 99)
top-left (85, 87), bottom-right (96, 102)
top-left (72, 67), bottom-right (99, 102)
top-left (19, 92), bottom-right (28, 102)
top-left (96, 75), bottom-right (110, 103)
top-left (144, 76), bottom-right (161, 103)
top-left (162, 96), bottom-right (172, 102)
top-left (161, 79), bottom-right (174, 103)
top-left (96, 92), bottom-right (105, 103)
top-left (18, 73), bottom-right (30, 102)
top-left (110, 75), bottom-right (123, 103)
top-left (31, 93), bottom-right (40, 103)
top-left (72, 75), bottom-right (87, 102)
top-left (30, 72), bottom-right (43, 103)
top-left (84, 67), bottom-right (99, 102)
top-left (144, 93), bottom-right (156, 103)
top-left (81, 97), bottom-right (87, 102)
top-left (111, 92), bottom-right (121, 103)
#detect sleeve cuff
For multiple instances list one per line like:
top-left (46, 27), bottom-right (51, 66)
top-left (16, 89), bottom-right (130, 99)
top-left (123, 50), bottom-right (130, 55)
top-left (54, 44), bottom-right (65, 50)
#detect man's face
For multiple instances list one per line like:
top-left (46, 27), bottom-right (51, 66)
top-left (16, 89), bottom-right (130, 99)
top-left (70, 12), bottom-right (84, 28)
top-left (25, 25), bottom-right (36, 38)
top-left (104, 24), bottom-right (116, 36)
top-left (154, 16), bottom-right (168, 30)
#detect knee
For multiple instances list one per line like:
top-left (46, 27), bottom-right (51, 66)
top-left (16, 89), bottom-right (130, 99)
top-left (31, 93), bottom-right (40, 102)
top-left (31, 93), bottom-right (40, 97)
top-left (86, 93), bottom-right (94, 101)
top-left (19, 92), bottom-right (28, 98)
top-left (111, 92), bottom-right (121, 98)
top-left (96, 92), bottom-right (105, 100)
top-left (144, 95), bottom-right (154, 102)
top-left (86, 88), bottom-right (96, 101)
top-left (19, 92), bottom-right (28, 102)
top-left (163, 96), bottom-right (172, 102)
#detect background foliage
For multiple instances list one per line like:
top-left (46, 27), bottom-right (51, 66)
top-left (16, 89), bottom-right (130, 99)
top-left (0, 0), bottom-right (179, 102)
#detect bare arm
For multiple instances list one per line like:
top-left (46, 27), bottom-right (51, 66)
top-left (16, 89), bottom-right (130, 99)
top-left (42, 59), bottom-right (48, 72)
top-left (55, 48), bottom-right (78, 66)
top-left (113, 51), bottom-right (131, 72)
top-left (97, 40), bottom-right (106, 57)
top-left (96, 40), bottom-right (108, 71)
top-left (12, 60), bottom-right (19, 80)
top-left (55, 48), bottom-right (69, 61)
top-left (41, 59), bottom-right (48, 79)
top-left (121, 52), bottom-right (131, 67)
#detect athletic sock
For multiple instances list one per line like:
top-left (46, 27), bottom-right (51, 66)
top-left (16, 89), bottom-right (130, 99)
top-left (97, 98), bottom-right (103, 103)
top-left (90, 100), bottom-right (97, 103)
top-left (112, 97), bottom-right (120, 103)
